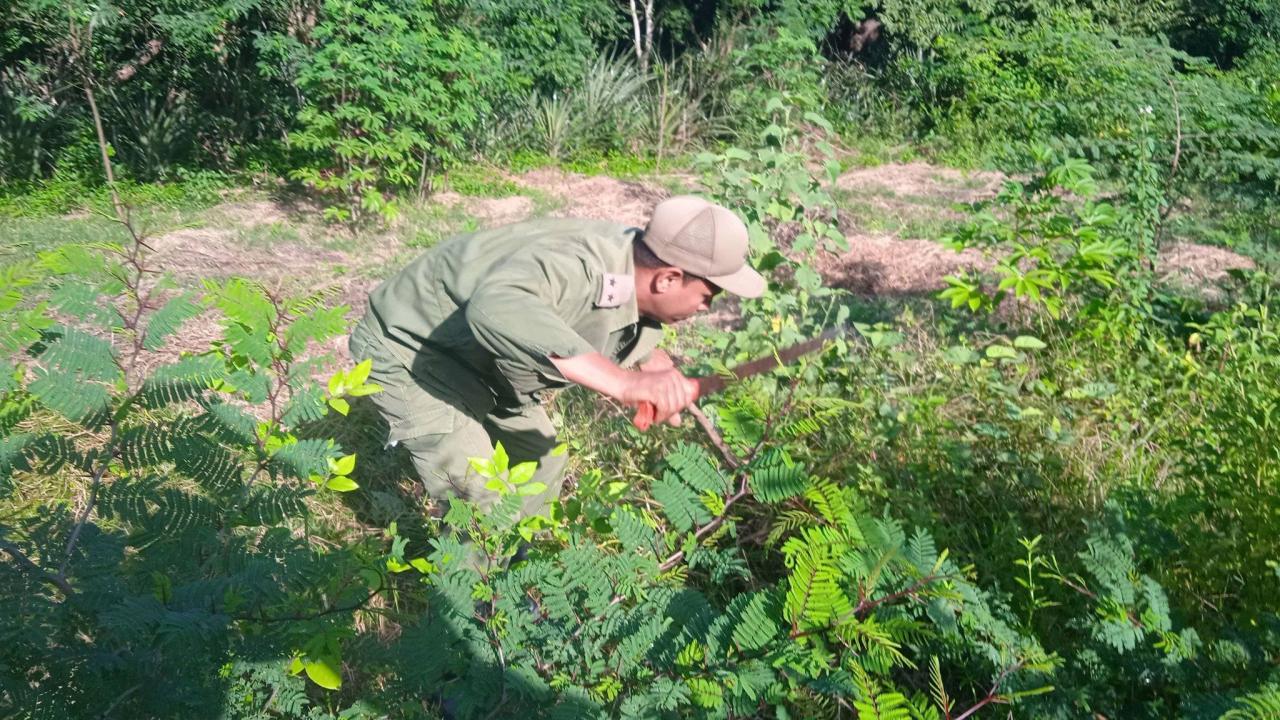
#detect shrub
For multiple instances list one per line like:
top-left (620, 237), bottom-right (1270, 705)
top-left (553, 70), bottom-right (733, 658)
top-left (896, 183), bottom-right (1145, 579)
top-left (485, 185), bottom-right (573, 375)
top-left (288, 0), bottom-right (503, 223)
top-left (0, 217), bottom-right (380, 715)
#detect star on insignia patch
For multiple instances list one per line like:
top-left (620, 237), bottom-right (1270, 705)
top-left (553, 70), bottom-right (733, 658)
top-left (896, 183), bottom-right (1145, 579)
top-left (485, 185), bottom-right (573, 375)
top-left (595, 272), bottom-right (634, 308)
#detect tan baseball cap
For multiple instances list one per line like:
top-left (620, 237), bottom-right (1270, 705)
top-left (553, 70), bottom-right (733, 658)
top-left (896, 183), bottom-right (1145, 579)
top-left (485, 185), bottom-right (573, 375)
top-left (642, 195), bottom-right (767, 298)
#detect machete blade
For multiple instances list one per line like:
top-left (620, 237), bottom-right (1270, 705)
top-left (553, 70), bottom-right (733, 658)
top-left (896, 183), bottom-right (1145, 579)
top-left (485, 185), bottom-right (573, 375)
top-left (633, 324), bottom-right (847, 430)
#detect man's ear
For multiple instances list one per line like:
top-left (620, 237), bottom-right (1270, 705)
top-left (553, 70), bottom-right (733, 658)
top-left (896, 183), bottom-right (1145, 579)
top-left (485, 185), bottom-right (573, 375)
top-left (652, 267), bottom-right (685, 293)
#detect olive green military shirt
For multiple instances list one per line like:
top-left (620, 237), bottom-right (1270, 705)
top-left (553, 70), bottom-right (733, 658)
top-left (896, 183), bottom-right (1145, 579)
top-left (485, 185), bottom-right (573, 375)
top-left (366, 217), bottom-right (664, 426)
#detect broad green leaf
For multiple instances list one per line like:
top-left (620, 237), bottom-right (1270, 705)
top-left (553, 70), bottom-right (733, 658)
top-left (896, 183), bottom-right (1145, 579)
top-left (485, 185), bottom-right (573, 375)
top-left (326, 476), bottom-right (359, 492)
top-left (358, 568), bottom-right (382, 591)
top-left (468, 457), bottom-right (495, 478)
top-left (328, 397), bottom-right (350, 415)
top-left (348, 359), bottom-right (372, 386)
top-left (508, 461), bottom-right (537, 485)
top-left (985, 345), bottom-right (1018, 359)
top-left (346, 382), bottom-right (383, 397)
top-left (330, 453), bottom-right (356, 476)
top-left (304, 655), bottom-right (342, 690)
top-left (516, 481), bottom-right (547, 497)
top-left (942, 346), bottom-right (980, 365)
top-left (1014, 335), bottom-right (1048, 350)
top-left (492, 442), bottom-right (509, 475)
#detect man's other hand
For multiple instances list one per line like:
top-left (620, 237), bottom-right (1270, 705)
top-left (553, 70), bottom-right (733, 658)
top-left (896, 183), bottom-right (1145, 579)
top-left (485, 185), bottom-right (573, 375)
top-left (621, 367), bottom-right (697, 426)
top-left (550, 351), bottom-right (697, 426)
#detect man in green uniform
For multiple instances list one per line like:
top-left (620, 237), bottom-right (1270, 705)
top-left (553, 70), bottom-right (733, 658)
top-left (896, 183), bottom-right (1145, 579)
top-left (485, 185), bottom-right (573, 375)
top-left (348, 195), bottom-right (765, 516)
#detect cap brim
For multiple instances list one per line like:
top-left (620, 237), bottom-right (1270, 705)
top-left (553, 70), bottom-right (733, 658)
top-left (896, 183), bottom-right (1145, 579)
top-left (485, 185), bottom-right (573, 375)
top-left (706, 264), bottom-right (767, 298)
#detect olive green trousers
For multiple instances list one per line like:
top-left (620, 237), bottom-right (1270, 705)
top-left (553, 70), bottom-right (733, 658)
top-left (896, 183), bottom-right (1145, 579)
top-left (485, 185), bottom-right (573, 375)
top-left (348, 315), bottom-right (567, 518)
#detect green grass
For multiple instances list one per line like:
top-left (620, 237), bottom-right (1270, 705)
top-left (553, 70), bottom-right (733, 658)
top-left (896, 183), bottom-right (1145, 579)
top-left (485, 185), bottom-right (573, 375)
top-left (834, 186), bottom-right (963, 240)
top-left (232, 220), bottom-right (305, 250)
top-left (0, 203), bottom-right (205, 265)
top-left (0, 171), bottom-right (230, 219)
top-left (439, 165), bottom-right (523, 198)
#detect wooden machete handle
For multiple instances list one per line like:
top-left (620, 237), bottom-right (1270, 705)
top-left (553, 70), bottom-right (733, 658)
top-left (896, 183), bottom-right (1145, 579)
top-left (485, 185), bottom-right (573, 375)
top-left (632, 377), bottom-right (706, 431)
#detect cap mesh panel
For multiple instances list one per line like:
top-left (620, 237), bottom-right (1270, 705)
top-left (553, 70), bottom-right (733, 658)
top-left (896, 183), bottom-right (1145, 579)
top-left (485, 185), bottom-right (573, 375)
top-left (672, 209), bottom-right (715, 273)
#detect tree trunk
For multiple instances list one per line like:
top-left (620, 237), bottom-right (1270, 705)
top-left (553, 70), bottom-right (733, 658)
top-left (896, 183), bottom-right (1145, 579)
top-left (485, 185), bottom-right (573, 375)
top-left (627, 0), bottom-right (654, 71)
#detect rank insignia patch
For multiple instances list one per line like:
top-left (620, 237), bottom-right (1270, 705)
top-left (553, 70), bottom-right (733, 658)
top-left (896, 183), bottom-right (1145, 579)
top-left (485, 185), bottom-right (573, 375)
top-left (596, 273), bottom-right (634, 308)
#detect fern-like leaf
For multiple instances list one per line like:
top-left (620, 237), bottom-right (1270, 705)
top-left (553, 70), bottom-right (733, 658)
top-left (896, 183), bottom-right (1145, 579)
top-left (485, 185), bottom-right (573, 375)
top-left (37, 326), bottom-right (119, 381)
top-left (283, 305), bottom-right (348, 355)
top-left (138, 355), bottom-right (225, 409)
top-left (172, 435), bottom-right (245, 495)
top-left (29, 368), bottom-right (111, 425)
top-left (731, 591), bottom-right (782, 652)
top-left (48, 280), bottom-right (120, 329)
top-left (612, 506), bottom-right (657, 555)
top-left (202, 401), bottom-right (259, 445)
top-left (281, 382), bottom-right (327, 427)
top-left (1221, 685), bottom-right (1280, 719)
top-left (239, 484), bottom-right (311, 525)
top-left (748, 447), bottom-right (807, 503)
top-left (666, 441), bottom-right (728, 494)
top-left (143, 292), bottom-right (202, 351)
top-left (652, 471), bottom-right (711, 532)
top-left (783, 526), bottom-right (854, 630)
top-left (270, 438), bottom-right (332, 480)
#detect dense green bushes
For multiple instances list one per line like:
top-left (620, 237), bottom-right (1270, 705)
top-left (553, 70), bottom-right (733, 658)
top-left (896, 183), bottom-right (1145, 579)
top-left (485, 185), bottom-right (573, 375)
top-left (7, 120), bottom-right (1279, 715)
top-left (3, 0), bottom-right (1280, 717)
top-left (5, 0), bottom-right (1278, 234)
top-left (288, 0), bottom-right (502, 222)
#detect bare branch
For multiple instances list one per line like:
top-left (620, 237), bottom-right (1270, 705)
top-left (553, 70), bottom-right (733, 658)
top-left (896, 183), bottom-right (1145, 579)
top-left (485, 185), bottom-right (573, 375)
top-left (113, 39), bottom-right (163, 83)
top-left (0, 537), bottom-right (75, 596)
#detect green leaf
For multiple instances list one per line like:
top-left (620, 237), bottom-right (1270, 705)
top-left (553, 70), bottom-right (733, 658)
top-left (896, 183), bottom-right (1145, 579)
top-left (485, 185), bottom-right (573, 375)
top-left (508, 461), bottom-right (537, 485)
top-left (328, 397), bottom-right (350, 415)
top-left (985, 345), bottom-right (1018, 359)
top-left (468, 456), bottom-right (495, 478)
top-left (492, 442), bottom-right (509, 475)
top-left (358, 568), bottom-right (382, 590)
top-left (346, 382), bottom-right (382, 397)
top-left (326, 476), bottom-right (359, 492)
top-left (303, 655), bottom-right (342, 690)
top-left (348, 358), bottom-right (372, 386)
top-left (1008, 685), bottom-right (1056, 699)
top-left (1014, 335), bottom-right (1048, 350)
top-left (144, 293), bottom-right (202, 351)
top-left (942, 346), bottom-right (980, 365)
top-left (516, 481), bottom-right (547, 497)
top-left (330, 453), bottom-right (356, 476)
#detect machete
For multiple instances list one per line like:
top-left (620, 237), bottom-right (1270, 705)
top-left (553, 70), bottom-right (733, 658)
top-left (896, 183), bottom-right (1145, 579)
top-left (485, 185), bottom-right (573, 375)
top-left (631, 324), bottom-right (846, 431)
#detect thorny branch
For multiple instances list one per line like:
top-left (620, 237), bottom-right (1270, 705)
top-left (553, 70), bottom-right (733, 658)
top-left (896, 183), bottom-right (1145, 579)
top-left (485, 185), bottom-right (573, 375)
top-left (951, 661), bottom-right (1025, 720)
top-left (656, 378), bottom-right (804, 573)
top-left (238, 589), bottom-right (380, 624)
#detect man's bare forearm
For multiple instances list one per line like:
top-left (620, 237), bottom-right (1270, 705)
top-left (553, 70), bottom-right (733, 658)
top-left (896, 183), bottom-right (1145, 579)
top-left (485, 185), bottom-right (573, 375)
top-left (550, 352), bottom-right (631, 398)
top-left (551, 351), bottom-right (697, 423)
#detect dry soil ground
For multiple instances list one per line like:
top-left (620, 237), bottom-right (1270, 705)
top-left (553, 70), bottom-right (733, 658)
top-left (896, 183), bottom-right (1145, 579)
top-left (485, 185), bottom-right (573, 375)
top-left (135, 161), bottom-right (1253, 365)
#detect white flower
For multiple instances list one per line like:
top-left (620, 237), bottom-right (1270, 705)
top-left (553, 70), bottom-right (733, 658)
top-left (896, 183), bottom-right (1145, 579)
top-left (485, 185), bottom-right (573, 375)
top-left (1139, 105), bottom-right (1153, 115)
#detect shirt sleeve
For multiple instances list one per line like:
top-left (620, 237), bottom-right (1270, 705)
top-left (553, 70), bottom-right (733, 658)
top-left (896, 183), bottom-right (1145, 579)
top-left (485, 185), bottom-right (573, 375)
top-left (465, 251), bottom-right (597, 385)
